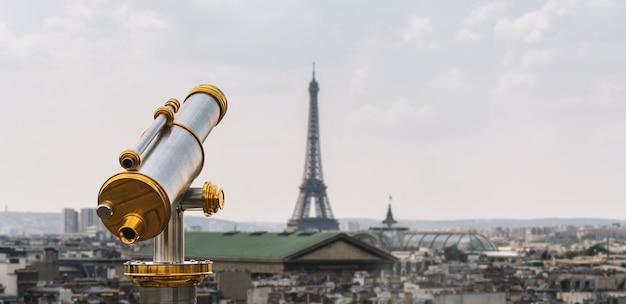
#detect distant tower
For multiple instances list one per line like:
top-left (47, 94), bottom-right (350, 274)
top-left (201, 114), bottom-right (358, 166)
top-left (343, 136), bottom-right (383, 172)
top-left (382, 203), bottom-right (398, 228)
top-left (369, 196), bottom-right (408, 250)
top-left (286, 65), bottom-right (339, 232)
top-left (61, 208), bottom-right (78, 234)
top-left (79, 208), bottom-right (94, 233)
top-left (79, 208), bottom-right (104, 233)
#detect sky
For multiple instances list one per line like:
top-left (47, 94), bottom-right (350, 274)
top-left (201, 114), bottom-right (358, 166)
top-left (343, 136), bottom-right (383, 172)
top-left (0, 0), bottom-right (625, 224)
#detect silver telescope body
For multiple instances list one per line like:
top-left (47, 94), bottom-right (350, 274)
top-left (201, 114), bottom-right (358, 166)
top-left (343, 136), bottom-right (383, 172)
top-left (97, 84), bottom-right (227, 244)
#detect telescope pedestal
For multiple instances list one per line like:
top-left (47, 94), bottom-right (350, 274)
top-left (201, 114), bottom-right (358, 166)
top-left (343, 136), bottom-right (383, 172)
top-left (125, 211), bottom-right (212, 304)
top-left (125, 259), bottom-right (212, 303)
top-left (138, 286), bottom-right (197, 304)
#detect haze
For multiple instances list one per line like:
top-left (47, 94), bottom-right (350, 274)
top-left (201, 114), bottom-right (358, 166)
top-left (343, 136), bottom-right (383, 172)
top-left (0, 0), bottom-right (624, 223)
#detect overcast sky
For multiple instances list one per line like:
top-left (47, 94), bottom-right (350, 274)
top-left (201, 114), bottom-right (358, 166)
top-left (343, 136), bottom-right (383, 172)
top-left (0, 0), bottom-right (625, 224)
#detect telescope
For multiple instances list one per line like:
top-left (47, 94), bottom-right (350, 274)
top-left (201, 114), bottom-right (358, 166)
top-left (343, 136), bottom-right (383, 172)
top-left (97, 84), bottom-right (228, 303)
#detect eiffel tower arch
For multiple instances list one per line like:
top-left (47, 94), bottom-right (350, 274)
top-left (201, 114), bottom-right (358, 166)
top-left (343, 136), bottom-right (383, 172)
top-left (286, 65), bottom-right (339, 232)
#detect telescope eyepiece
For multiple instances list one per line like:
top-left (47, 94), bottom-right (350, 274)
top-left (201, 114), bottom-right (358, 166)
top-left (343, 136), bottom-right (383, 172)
top-left (122, 158), bottom-right (134, 169)
top-left (116, 214), bottom-right (147, 244)
top-left (119, 150), bottom-right (141, 171)
top-left (119, 227), bottom-right (138, 244)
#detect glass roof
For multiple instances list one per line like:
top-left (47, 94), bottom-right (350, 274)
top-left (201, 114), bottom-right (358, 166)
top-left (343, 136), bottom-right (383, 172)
top-left (403, 232), bottom-right (498, 252)
top-left (352, 231), bottom-right (498, 252)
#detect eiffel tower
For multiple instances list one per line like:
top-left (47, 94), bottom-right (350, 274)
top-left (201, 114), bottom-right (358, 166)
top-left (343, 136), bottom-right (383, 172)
top-left (286, 65), bottom-right (339, 232)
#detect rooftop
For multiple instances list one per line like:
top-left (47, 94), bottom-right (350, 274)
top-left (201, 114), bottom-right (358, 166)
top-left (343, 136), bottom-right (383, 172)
top-left (137, 231), bottom-right (343, 259)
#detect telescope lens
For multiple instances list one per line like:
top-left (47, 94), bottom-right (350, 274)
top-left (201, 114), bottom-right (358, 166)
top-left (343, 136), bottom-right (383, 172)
top-left (119, 227), bottom-right (138, 244)
top-left (122, 158), bottom-right (134, 169)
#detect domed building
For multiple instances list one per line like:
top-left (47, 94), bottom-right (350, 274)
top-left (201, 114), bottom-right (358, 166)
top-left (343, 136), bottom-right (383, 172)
top-left (401, 231), bottom-right (498, 252)
top-left (353, 230), bottom-right (498, 253)
top-left (352, 202), bottom-right (498, 253)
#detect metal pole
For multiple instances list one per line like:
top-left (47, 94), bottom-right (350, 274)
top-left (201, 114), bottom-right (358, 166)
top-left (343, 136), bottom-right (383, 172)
top-left (154, 208), bottom-right (184, 263)
top-left (139, 286), bottom-right (197, 304)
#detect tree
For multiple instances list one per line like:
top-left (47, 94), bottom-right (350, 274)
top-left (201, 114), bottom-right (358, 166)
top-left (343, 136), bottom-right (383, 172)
top-left (582, 244), bottom-right (607, 256)
top-left (564, 250), bottom-right (579, 259)
top-left (444, 245), bottom-right (468, 262)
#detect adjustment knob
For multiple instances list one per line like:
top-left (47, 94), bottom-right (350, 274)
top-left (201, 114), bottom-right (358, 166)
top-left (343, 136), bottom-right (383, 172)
top-left (202, 181), bottom-right (224, 217)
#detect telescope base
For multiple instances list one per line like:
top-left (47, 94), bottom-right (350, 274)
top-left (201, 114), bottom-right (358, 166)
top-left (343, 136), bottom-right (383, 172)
top-left (125, 260), bottom-right (212, 303)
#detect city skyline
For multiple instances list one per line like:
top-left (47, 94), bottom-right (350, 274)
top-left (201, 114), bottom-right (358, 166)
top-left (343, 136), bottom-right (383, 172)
top-left (3, 208), bottom-right (626, 237)
top-left (0, 1), bottom-right (625, 222)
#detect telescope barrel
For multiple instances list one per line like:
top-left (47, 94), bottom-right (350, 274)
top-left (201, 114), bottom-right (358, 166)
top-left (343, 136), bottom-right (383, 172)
top-left (136, 89), bottom-right (223, 205)
top-left (98, 84), bottom-right (227, 244)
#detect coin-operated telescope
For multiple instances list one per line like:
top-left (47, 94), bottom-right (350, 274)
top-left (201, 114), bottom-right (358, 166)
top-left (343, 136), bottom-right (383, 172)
top-left (97, 84), bottom-right (227, 304)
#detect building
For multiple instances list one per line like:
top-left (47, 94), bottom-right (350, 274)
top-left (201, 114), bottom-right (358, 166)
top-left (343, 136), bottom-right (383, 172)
top-left (347, 221), bottom-right (361, 232)
top-left (352, 230), bottom-right (499, 253)
top-left (0, 247), bottom-right (26, 296)
top-left (368, 203), bottom-right (410, 250)
top-left (134, 231), bottom-right (396, 302)
top-left (61, 208), bottom-right (78, 234)
top-left (79, 208), bottom-right (96, 233)
top-left (135, 231), bottom-right (397, 274)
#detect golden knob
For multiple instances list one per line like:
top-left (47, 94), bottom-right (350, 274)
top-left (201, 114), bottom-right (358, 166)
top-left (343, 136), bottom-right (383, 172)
top-left (202, 182), bottom-right (224, 217)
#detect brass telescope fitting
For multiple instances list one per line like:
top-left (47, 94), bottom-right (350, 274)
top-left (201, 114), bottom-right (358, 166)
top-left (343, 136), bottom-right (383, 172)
top-left (164, 98), bottom-right (181, 112)
top-left (118, 214), bottom-right (146, 244)
top-left (178, 181), bottom-right (225, 217)
top-left (125, 260), bottom-right (213, 287)
top-left (98, 172), bottom-right (170, 244)
top-left (119, 149), bottom-right (141, 171)
top-left (203, 181), bottom-right (225, 217)
top-left (186, 84), bottom-right (228, 124)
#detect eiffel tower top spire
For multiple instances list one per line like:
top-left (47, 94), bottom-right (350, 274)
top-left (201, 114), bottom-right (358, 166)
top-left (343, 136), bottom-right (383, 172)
top-left (309, 62), bottom-right (318, 93)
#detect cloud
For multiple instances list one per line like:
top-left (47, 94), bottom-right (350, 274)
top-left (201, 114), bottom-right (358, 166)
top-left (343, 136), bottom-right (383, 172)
top-left (496, 73), bottom-right (535, 92)
top-left (520, 48), bottom-right (558, 69)
top-left (0, 0), bottom-right (625, 222)
top-left (43, 16), bottom-right (88, 33)
top-left (495, 10), bottom-right (550, 42)
top-left (455, 29), bottom-right (481, 42)
top-left (42, 1), bottom-right (108, 33)
top-left (349, 67), bottom-right (368, 96)
top-left (4, 32), bottom-right (53, 65)
top-left (586, 78), bottom-right (626, 106)
top-left (588, 0), bottom-right (619, 10)
top-left (120, 10), bottom-right (171, 31)
top-left (492, 0), bottom-right (585, 43)
top-left (0, 22), bottom-right (10, 46)
top-left (430, 68), bottom-right (472, 89)
top-left (456, 0), bottom-right (508, 42)
top-left (348, 99), bottom-right (436, 125)
top-left (463, 0), bottom-right (509, 27)
top-left (492, 0), bottom-right (620, 43)
top-left (398, 16), bottom-right (434, 47)
top-left (64, 0), bottom-right (99, 19)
